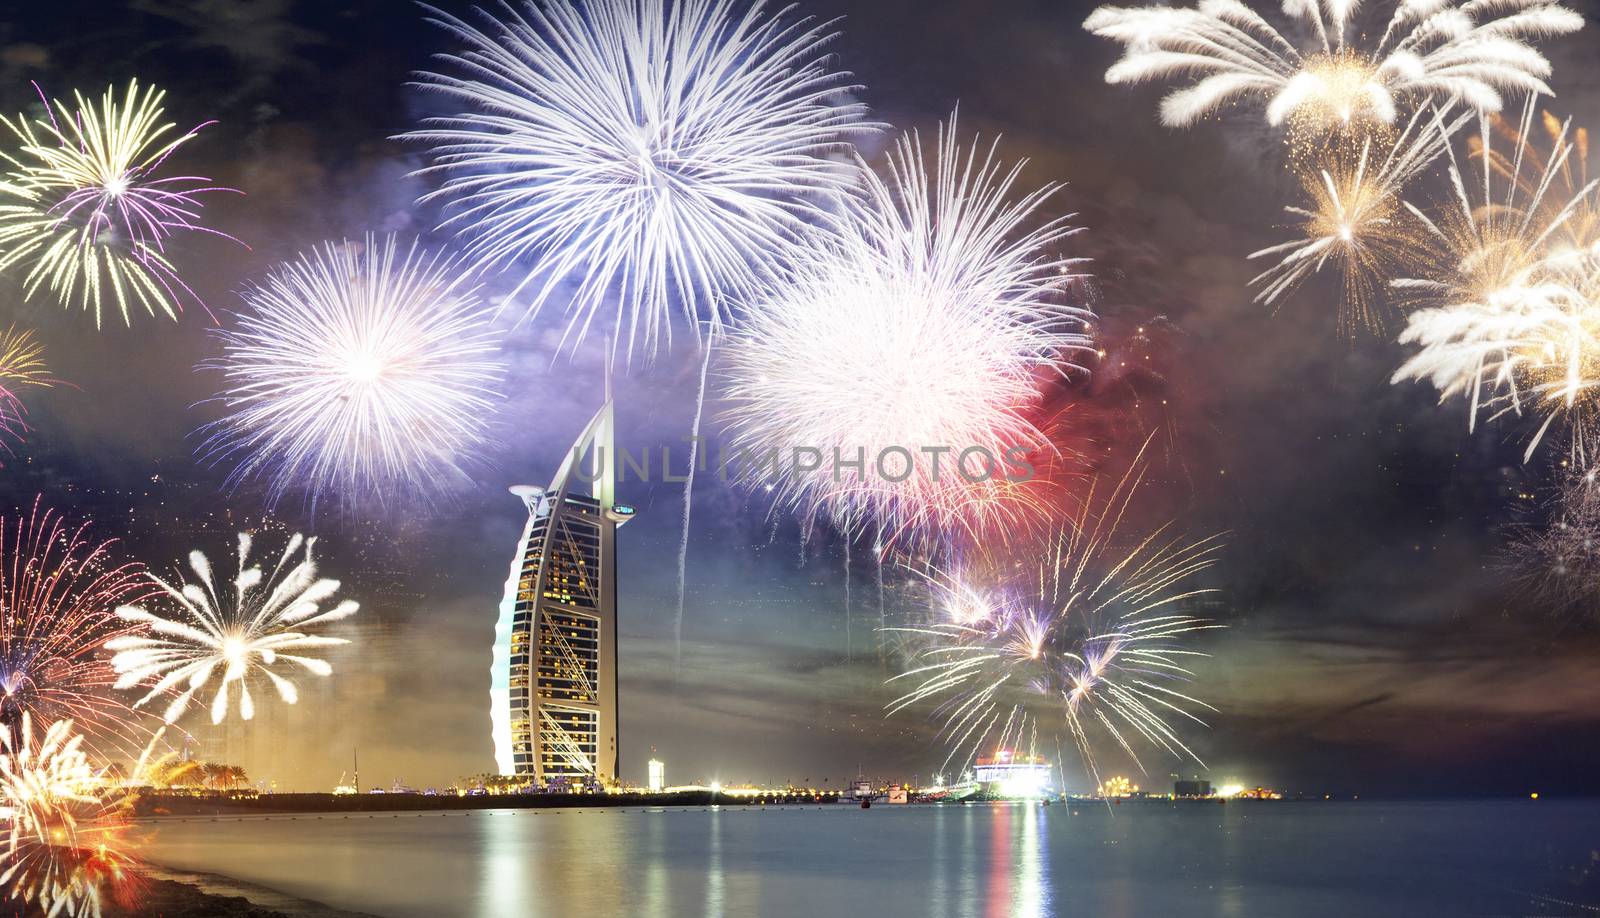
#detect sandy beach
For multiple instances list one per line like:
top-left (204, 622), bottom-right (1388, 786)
top-left (108, 866), bottom-right (379, 918)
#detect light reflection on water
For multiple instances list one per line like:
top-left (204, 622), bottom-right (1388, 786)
top-left (642, 808), bottom-right (668, 916)
top-left (479, 811), bottom-right (528, 910)
top-left (1016, 804), bottom-right (1049, 918)
top-left (706, 807), bottom-right (724, 918)
top-left (138, 801), bottom-right (1600, 918)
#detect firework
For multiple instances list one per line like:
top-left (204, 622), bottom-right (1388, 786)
top-left (1084, 1), bottom-right (1583, 132)
top-left (886, 457), bottom-right (1224, 785)
top-left (108, 531), bottom-right (358, 725)
top-left (0, 326), bottom-right (53, 455)
top-left (1503, 475), bottom-right (1600, 615)
top-left (1396, 243), bottom-right (1600, 463)
top-left (0, 715), bottom-right (141, 918)
top-left (719, 117), bottom-right (1093, 547)
top-left (0, 500), bottom-right (148, 745)
top-left (0, 714), bottom-right (97, 849)
top-left (198, 234), bottom-right (505, 511)
top-left (1249, 107), bottom-right (1462, 335)
top-left (404, 0), bottom-right (874, 358)
top-left (1478, 107), bottom-right (1600, 252)
top-left (1, 835), bottom-right (140, 918)
top-left (1391, 105), bottom-right (1600, 464)
top-left (0, 80), bottom-right (237, 326)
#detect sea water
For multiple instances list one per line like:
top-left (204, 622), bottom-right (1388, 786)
top-left (138, 799), bottom-right (1600, 917)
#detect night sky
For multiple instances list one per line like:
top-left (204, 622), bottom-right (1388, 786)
top-left (2, 0), bottom-right (1598, 796)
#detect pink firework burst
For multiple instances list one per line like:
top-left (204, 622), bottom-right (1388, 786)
top-left (0, 499), bottom-right (151, 749)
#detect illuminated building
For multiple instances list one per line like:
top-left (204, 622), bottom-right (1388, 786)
top-left (973, 750), bottom-right (1051, 798)
top-left (647, 759), bottom-right (665, 793)
top-left (490, 398), bottom-right (635, 785)
top-left (1097, 776), bottom-right (1138, 798)
top-left (1219, 784), bottom-right (1283, 800)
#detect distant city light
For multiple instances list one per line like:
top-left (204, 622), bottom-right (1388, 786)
top-left (1097, 776), bottom-right (1139, 798)
top-left (1213, 783), bottom-right (1284, 800)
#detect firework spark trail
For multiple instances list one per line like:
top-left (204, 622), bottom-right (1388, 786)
top-left (1250, 106), bottom-right (1467, 334)
top-left (0, 499), bottom-right (148, 748)
top-left (405, 0), bottom-right (876, 360)
top-left (1392, 103), bottom-right (1600, 465)
top-left (720, 115), bottom-right (1094, 549)
top-left (885, 452), bottom-right (1225, 785)
top-left (0, 326), bottom-right (54, 457)
top-left (1084, 0), bottom-right (1583, 131)
top-left (108, 531), bottom-right (358, 725)
top-left (1477, 106), bottom-right (1600, 252)
top-left (0, 80), bottom-right (239, 326)
top-left (673, 338), bottom-right (714, 672)
top-left (0, 714), bottom-right (144, 918)
top-left (198, 234), bottom-right (505, 512)
top-left (876, 530), bottom-right (886, 662)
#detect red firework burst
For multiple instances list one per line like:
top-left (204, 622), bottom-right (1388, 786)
top-left (0, 499), bottom-right (151, 749)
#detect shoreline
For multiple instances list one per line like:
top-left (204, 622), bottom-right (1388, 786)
top-left (128, 790), bottom-right (1350, 820)
top-left (111, 864), bottom-right (382, 918)
top-left (131, 789), bottom-right (833, 818)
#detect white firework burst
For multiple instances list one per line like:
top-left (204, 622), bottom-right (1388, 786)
top-left (0, 714), bottom-right (98, 851)
top-left (107, 532), bottom-right (358, 725)
top-left (0, 714), bottom-right (142, 918)
top-left (1392, 104), bottom-right (1600, 465)
top-left (718, 116), bottom-right (1093, 546)
top-left (404, 0), bottom-right (876, 359)
top-left (198, 234), bottom-right (505, 511)
top-left (1084, 0), bottom-right (1583, 130)
top-left (1395, 243), bottom-right (1600, 463)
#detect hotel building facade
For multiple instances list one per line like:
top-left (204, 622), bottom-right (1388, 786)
top-left (491, 399), bottom-right (633, 785)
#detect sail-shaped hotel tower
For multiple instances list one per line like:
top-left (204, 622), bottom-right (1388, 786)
top-left (490, 399), bottom-right (634, 784)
